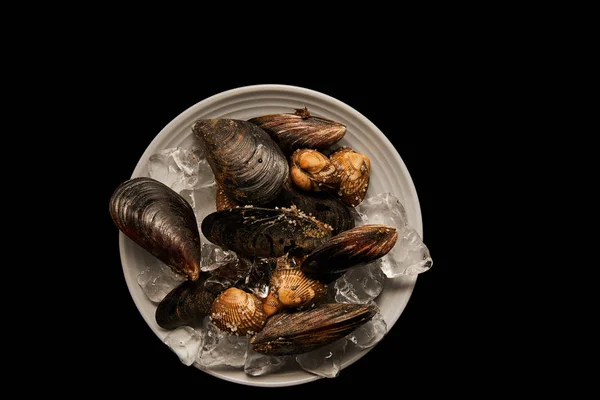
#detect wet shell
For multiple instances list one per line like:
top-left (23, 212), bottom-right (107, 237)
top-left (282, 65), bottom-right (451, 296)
top-left (192, 118), bottom-right (289, 206)
top-left (216, 184), bottom-right (241, 211)
top-left (109, 177), bottom-right (201, 281)
top-left (301, 224), bottom-right (398, 283)
top-left (210, 287), bottom-right (267, 336)
top-left (201, 206), bottom-right (333, 258)
top-left (155, 278), bottom-right (217, 330)
top-left (251, 303), bottom-right (377, 355)
top-left (290, 149), bottom-right (340, 192)
top-left (264, 268), bottom-right (327, 316)
top-left (330, 147), bottom-right (371, 207)
top-left (249, 107), bottom-right (346, 154)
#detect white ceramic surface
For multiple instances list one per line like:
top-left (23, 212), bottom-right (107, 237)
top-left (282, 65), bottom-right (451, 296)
top-left (118, 84), bottom-right (423, 387)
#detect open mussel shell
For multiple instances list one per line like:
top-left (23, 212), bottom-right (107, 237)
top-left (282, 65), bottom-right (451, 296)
top-left (263, 268), bottom-right (328, 317)
top-left (290, 149), bottom-right (340, 192)
top-left (330, 147), bottom-right (371, 207)
top-left (301, 224), bottom-right (398, 283)
top-left (201, 206), bottom-right (333, 258)
top-left (192, 118), bottom-right (289, 206)
top-left (210, 287), bottom-right (267, 336)
top-left (251, 303), bottom-right (377, 356)
top-left (109, 177), bottom-right (201, 281)
top-left (155, 278), bottom-right (217, 330)
top-left (248, 107), bottom-right (346, 154)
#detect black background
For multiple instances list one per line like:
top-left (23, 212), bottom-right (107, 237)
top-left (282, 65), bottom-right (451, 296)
top-left (90, 76), bottom-right (478, 396)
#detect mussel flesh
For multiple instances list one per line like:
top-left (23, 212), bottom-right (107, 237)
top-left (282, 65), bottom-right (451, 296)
top-left (262, 268), bottom-right (327, 317)
top-left (301, 224), bottom-right (398, 283)
top-left (109, 177), bottom-right (201, 281)
top-left (248, 107), bottom-right (346, 154)
top-left (155, 278), bottom-right (217, 330)
top-left (201, 206), bottom-right (333, 258)
top-left (192, 118), bottom-right (289, 206)
top-left (210, 287), bottom-right (267, 336)
top-left (251, 303), bottom-right (377, 355)
top-left (330, 147), bottom-right (371, 207)
top-left (290, 149), bottom-right (340, 192)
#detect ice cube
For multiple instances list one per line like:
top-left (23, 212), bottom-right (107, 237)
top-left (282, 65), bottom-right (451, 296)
top-left (200, 242), bottom-right (238, 272)
top-left (244, 347), bottom-right (288, 377)
top-left (346, 312), bottom-right (387, 349)
top-left (195, 320), bottom-right (249, 368)
top-left (163, 326), bottom-right (203, 366)
top-left (295, 338), bottom-right (347, 378)
top-left (148, 147), bottom-right (214, 193)
top-left (334, 261), bottom-right (386, 304)
top-left (137, 259), bottom-right (185, 303)
top-left (354, 192), bottom-right (408, 228)
top-left (203, 258), bottom-right (253, 294)
top-left (242, 258), bottom-right (277, 299)
top-left (380, 226), bottom-right (433, 277)
top-left (179, 184), bottom-right (218, 240)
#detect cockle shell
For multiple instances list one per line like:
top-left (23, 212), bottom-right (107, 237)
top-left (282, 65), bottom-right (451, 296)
top-left (109, 177), bottom-right (201, 281)
top-left (290, 149), bottom-right (340, 192)
top-left (201, 206), bottom-right (333, 258)
top-left (192, 118), bottom-right (289, 206)
top-left (262, 268), bottom-right (328, 317)
top-left (248, 107), bottom-right (346, 154)
top-left (301, 224), bottom-right (398, 283)
top-left (210, 287), bottom-right (267, 336)
top-left (251, 303), bottom-right (378, 355)
top-left (330, 147), bottom-right (371, 207)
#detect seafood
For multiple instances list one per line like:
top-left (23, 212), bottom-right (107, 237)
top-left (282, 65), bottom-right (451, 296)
top-left (262, 268), bottom-right (327, 317)
top-left (290, 149), bottom-right (340, 192)
top-left (109, 177), bottom-right (201, 281)
top-left (251, 303), bottom-right (378, 355)
top-left (216, 184), bottom-right (241, 211)
top-left (155, 278), bottom-right (217, 330)
top-left (248, 107), bottom-right (346, 154)
top-left (210, 287), bottom-right (267, 336)
top-left (330, 147), bottom-right (371, 207)
top-left (201, 206), bottom-right (333, 258)
top-left (301, 225), bottom-right (398, 283)
top-left (192, 118), bottom-right (289, 206)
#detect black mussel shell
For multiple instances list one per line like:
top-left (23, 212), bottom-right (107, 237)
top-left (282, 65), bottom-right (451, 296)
top-left (155, 278), bottom-right (218, 330)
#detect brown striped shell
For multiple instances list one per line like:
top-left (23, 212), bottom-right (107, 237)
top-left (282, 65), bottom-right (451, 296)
top-left (210, 287), bottom-right (267, 336)
top-left (301, 224), bottom-right (398, 283)
top-left (248, 107), bottom-right (346, 154)
top-left (290, 149), bottom-right (340, 192)
top-left (262, 268), bottom-right (327, 317)
top-left (330, 147), bottom-right (371, 207)
top-left (216, 184), bottom-right (241, 211)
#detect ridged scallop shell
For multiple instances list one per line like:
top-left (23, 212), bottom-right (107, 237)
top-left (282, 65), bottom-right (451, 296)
top-left (210, 287), bottom-right (267, 336)
top-left (201, 206), bottom-right (333, 258)
top-left (109, 177), bottom-right (201, 281)
top-left (251, 303), bottom-right (378, 355)
top-left (155, 278), bottom-right (217, 330)
top-left (330, 147), bottom-right (371, 207)
top-left (248, 107), bottom-right (346, 154)
top-left (301, 224), bottom-right (398, 283)
top-left (268, 268), bottom-right (327, 313)
top-left (290, 149), bottom-right (340, 192)
top-left (192, 118), bottom-right (289, 206)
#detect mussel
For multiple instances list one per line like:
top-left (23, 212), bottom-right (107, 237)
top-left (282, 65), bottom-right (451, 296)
top-left (210, 287), bottom-right (267, 336)
top-left (192, 118), bottom-right (289, 206)
top-left (301, 225), bottom-right (398, 283)
top-left (262, 268), bottom-right (328, 317)
top-left (330, 147), bottom-right (371, 207)
top-left (248, 107), bottom-right (346, 154)
top-left (109, 177), bottom-right (201, 281)
top-left (155, 278), bottom-right (217, 330)
top-left (201, 206), bottom-right (333, 258)
top-left (216, 184), bottom-right (241, 211)
top-left (251, 303), bottom-right (377, 355)
top-left (290, 149), bottom-right (340, 192)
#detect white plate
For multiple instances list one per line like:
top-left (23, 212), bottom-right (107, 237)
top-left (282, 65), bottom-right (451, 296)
top-left (118, 84), bottom-right (422, 387)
